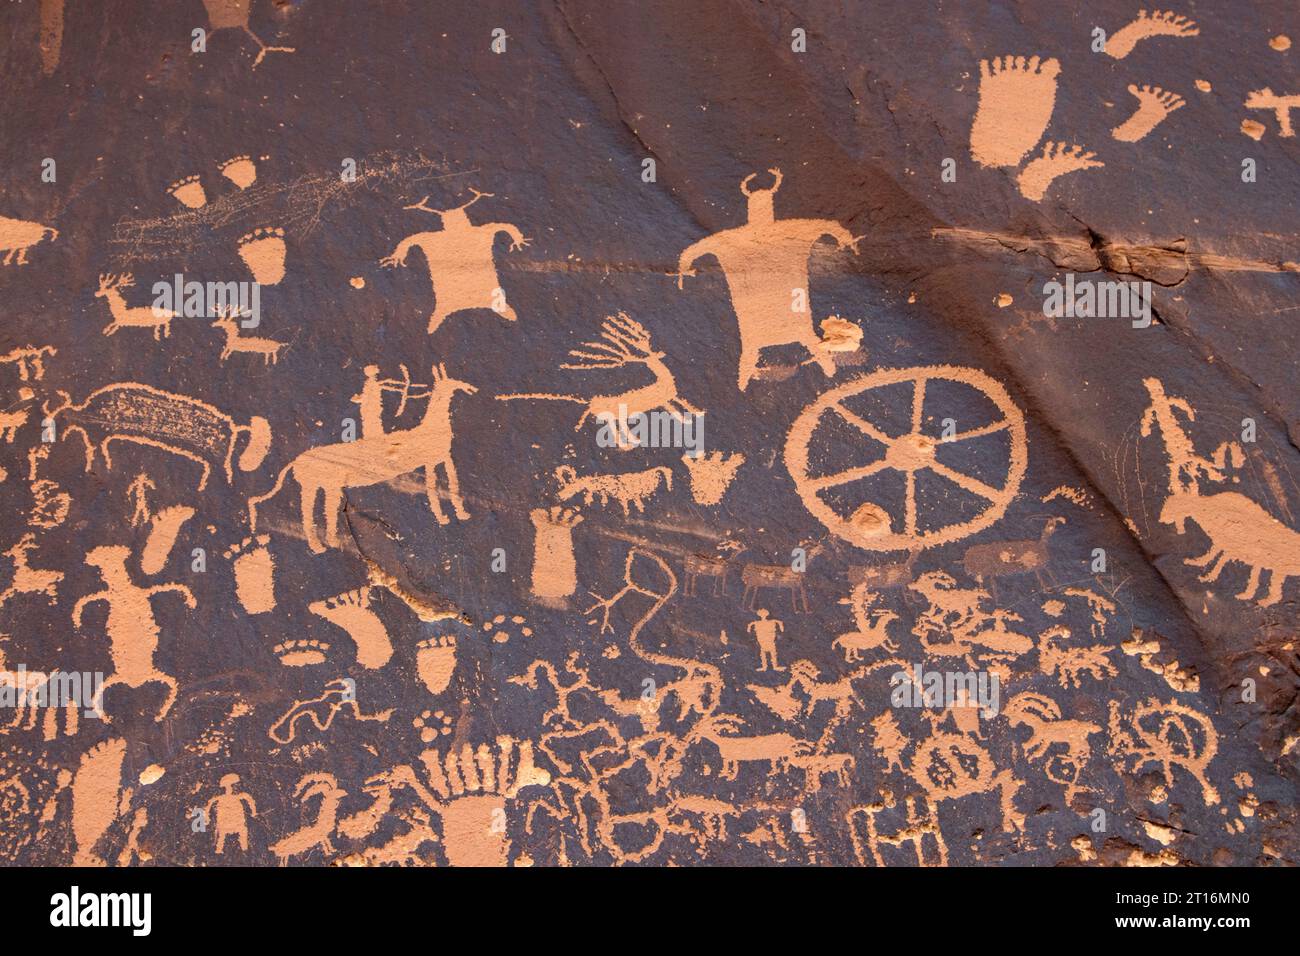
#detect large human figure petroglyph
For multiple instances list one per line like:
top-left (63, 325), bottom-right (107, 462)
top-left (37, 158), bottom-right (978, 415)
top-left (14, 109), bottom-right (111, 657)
top-left (677, 169), bottom-right (857, 390)
top-left (248, 364), bottom-right (476, 553)
top-left (381, 189), bottom-right (529, 335)
top-left (72, 544), bottom-right (195, 721)
top-left (1141, 377), bottom-right (1300, 606)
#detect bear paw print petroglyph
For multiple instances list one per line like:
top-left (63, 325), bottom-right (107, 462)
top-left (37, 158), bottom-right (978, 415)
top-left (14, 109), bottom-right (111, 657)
top-left (167, 175), bottom-right (208, 210)
top-left (413, 709), bottom-right (453, 744)
top-left (237, 226), bottom-right (287, 285)
top-left (482, 613), bottom-right (533, 644)
top-left (273, 639), bottom-right (330, 667)
top-left (415, 635), bottom-right (458, 695)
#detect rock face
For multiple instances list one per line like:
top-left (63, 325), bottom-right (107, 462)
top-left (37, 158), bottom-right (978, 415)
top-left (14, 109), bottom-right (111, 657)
top-left (0, 1), bottom-right (1295, 867)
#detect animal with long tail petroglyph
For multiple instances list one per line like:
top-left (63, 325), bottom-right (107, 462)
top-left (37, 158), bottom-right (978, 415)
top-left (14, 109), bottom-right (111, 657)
top-left (247, 364), bottom-right (476, 553)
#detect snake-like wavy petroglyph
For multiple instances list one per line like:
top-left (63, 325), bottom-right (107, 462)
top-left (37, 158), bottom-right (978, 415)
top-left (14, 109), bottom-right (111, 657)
top-left (785, 366), bottom-right (1027, 551)
top-left (1105, 9), bottom-right (1200, 60)
top-left (969, 55), bottom-right (1061, 168)
top-left (44, 383), bottom-right (272, 491)
top-left (248, 364), bottom-right (476, 553)
top-left (498, 312), bottom-right (700, 449)
top-left (381, 188), bottom-right (528, 334)
top-left (269, 679), bottom-right (392, 744)
top-left (1112, 84), bottom-right (1186, 142)
top-left (1141, 377), bottom-right (1300, 606)
top-left (677, 168), bottom-right (857, 390)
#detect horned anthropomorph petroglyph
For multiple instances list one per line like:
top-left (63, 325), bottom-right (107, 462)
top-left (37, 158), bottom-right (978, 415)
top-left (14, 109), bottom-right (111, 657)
top-left (677, 169), bottom-right (857, 389)
top-left (381, 189), bottom-right (529, 335)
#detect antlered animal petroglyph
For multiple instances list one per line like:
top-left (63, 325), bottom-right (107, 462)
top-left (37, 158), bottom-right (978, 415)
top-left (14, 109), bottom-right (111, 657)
top-left (248, 364), bottom-right (476, 553)
top-left (95, 273), bottom-right (177, 340)
top-left (677, 168), bottom-right (857, 389)
top-left (44, 383), bottom-right (272, 490)
top-left (498, 312), bottom-right (700, 449)
top-left (970, 56), bottom-right (1060, 168)
top-left (381, 188), bottom-right (528, 335)
top-left (212, 310), bottom-right (285, 365)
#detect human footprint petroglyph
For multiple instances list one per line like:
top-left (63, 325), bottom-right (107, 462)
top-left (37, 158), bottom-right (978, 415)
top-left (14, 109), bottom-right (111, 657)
top-left (969, 56), bottom-right (1061, 168)
top-left (1105, 9), bottom-right (1201, 60)
top-left (1016, 142), bottom-right (1104, 201)
top-left (1112, 84), bottom-right (1186, 142)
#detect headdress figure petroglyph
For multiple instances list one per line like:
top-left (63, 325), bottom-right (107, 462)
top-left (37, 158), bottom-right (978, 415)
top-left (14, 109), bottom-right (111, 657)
top-left (381, 188), bottom-right (529, 335)
top-left (1142, 377), bottom-right (1299, 606)
top-left (677, 168), bottom-right (858, 390)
